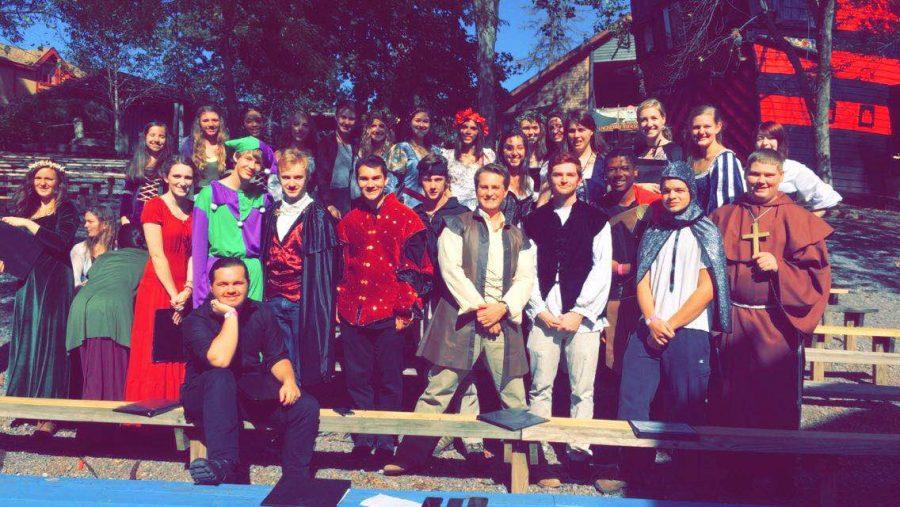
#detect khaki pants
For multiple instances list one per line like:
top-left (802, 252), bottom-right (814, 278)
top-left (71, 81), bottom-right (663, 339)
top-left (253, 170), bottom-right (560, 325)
top-left (527, 320), bottom-right (600, 458)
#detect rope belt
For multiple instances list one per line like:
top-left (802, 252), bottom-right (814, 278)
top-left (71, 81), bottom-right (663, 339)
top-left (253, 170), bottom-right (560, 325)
top-left (731, 301), bottom-right (773, 310)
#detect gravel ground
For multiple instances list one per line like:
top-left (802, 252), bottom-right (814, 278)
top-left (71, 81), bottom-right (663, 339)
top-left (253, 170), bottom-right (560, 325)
top-left (0, 204), bottom-right (898, 506)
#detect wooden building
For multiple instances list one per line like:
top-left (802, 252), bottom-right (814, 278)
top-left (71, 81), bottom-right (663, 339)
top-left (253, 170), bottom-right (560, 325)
top-left (0, 44), bottom-right (80, 106)
top-left (503, 18), bottom-right (642, 132)
top-left (629, 0), bottom-right (900, 197)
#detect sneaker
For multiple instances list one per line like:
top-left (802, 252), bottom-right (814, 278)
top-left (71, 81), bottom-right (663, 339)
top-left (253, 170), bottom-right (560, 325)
top-left (189, 458), bottom-right (237, 486)
top-left (382, 463), bottom-right (409, 476)
top-left (537, 476), bottom-right (562, 488)
top-left (594, 478), bottom-right (627, 494)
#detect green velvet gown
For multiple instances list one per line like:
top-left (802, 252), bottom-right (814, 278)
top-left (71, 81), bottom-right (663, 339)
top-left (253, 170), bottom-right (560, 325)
top-left (6, 200), bottom-right (78, 398)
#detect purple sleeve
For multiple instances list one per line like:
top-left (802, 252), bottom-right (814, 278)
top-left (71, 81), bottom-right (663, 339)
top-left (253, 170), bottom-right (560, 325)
top-left (263, 143), bottom-right (277, 175)
top-left (191, 206), bottom-right (211, 308)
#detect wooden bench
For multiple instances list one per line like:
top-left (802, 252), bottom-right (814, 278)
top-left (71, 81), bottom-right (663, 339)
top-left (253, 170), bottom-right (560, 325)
top-left (803, 381), bottom-right (900, 402)
top-left (808, 326), bottom-right (900, 384)
top-left (0, 397), bottom-right (526, 490)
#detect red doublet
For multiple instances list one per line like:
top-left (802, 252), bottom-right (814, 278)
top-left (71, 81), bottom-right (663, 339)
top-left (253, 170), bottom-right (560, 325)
top-left (633, 185), bottom-right (662, 206)
top-left (265, 222), bottom-right (304, 302)
top-left (337, 194), bottom-right (431, 326)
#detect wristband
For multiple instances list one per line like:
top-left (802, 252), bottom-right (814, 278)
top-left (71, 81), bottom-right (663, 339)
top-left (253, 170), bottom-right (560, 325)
top-left (223, 309), bottom-right (238, 320)
top-left (647, 314), bottom-right (662, 324)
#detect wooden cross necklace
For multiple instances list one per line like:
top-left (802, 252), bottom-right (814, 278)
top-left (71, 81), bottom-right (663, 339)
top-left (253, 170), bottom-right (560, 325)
top-left (742, 207), bottom-right (773, 256)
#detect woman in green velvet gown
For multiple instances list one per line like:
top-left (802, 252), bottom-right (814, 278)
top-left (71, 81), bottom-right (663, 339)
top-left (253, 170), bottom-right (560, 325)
top-left (1, 160), bottom-right (78, 436)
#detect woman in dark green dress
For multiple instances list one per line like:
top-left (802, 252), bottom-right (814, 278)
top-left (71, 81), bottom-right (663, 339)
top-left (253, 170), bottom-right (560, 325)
top-left (1, 160), bottom-right (78, 436)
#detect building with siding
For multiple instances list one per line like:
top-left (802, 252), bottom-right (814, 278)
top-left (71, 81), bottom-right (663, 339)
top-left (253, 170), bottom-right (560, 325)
top-left (503, 19), bottom-right (642, 134)
top-left (630, 0), bottom-right (900, 197)
top-left (0, 44), bottom-right (81, 106)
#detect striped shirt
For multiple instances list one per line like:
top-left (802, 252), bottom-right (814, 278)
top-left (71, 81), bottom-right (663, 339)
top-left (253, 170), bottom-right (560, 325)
top-left (694, 149), bottom-right (745, 215)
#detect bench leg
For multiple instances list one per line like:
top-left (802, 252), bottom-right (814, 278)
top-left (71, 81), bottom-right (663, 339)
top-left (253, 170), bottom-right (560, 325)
top-left (811, 333), bottom-right (827, 381)
top-left (503, 442), bottom-right (530, 493)
top-left (843, 312), bottom-right (863, 351)
top-left (173, 428), bottom-right (188, 452)
top-left (872, 337), bottom-right (889, 386)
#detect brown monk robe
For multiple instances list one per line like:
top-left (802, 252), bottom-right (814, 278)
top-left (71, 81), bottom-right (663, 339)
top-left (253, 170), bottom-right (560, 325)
top-left (710, 191), bottom-right (832, 429)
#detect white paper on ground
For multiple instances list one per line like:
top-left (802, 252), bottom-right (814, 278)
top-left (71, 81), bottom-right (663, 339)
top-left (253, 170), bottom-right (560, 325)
top-left (359, 493), bottom-right (422, 507)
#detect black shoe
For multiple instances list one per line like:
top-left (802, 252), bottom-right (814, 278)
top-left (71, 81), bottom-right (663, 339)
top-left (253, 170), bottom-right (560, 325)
top-left (349, 445), bottom-right (373, 468)
top-left (372, 448), bottom-right (394, 468)
top-left (464, 450), bottom-right (489, 470)
top-left (189, 458), bottom-right (236, 486)
top-left (567, 459), bottom-right (593, 483)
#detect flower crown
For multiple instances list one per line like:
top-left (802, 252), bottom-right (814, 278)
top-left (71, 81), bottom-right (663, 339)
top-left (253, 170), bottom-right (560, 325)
top-left (454, 108), bottom-right (489, 136)
top-left (27, 159), bottom-right (66, 174)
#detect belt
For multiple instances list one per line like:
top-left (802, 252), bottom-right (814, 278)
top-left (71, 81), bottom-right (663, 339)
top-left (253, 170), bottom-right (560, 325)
top-left (731, 301), bottom-right (773, 310)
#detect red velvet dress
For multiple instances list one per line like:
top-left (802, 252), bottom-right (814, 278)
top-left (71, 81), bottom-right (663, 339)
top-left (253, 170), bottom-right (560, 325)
top-left (124, 197), bottom-right (192, 401)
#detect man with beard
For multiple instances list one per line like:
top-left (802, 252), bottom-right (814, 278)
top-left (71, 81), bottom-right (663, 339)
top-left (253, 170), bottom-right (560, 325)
top-left (336, 155), bottom-right (432, 468)
top-left (261, 148), bottom-right (341, 392)
top-left (384, 164), bottom-right (535, 476)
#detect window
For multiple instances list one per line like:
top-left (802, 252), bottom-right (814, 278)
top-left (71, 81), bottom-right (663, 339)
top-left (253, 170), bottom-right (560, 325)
top-left (858, 104), bottom-right (875, 127)
top-left (662, 8), bottom-right (673, 49)
top-left (643, 24), bottom-right (655, 54)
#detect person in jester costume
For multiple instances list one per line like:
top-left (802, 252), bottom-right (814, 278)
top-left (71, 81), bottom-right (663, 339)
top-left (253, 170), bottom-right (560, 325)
top-left (192, 136), bottom-right (273, 307)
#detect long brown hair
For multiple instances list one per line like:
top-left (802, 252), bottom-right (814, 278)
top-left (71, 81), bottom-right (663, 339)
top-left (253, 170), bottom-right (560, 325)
top-left (84, 204), bottom-right (117, 257)
top-left (14, 162), bottom-right (69, 217)
top-left (358, 110), bottom-right (395, 159)
top-left (126, 121), bottom-right (174, 183)
top-left (191, 105), bottom-right (229, 176)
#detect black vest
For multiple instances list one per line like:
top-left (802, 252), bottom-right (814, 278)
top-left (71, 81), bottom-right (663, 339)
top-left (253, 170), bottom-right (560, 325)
top-left (524, 201), bottom-right (608, 313)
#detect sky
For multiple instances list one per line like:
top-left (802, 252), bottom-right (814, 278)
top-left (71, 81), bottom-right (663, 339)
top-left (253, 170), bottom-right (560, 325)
top-left (2, 1), bottom-right (606, 92)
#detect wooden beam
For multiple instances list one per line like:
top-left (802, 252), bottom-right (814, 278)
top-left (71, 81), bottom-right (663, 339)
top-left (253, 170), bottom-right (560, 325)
top-left (803, 382), bottom-right (900, 402)
top-left (804, 348), bottom-right (900, 365)
top-left (813, 325), bottom-right (900, 339)
top-left (520, 418), bottom-right (900, 456)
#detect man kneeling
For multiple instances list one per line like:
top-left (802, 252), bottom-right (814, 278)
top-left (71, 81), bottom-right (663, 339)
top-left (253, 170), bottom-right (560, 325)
top-left (181, 257), bottom-right (320, 485)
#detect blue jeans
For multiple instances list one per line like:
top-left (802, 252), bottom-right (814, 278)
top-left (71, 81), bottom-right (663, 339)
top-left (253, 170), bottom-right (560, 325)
top-left (268, 297), bottom-right (302, 381)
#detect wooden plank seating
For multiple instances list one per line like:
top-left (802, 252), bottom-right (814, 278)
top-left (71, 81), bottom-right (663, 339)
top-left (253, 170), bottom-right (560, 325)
top-left (2, 395), bottom-right (900, 499)
top-left (808, 326), bottom-right (900, 384)
top-left (803, 381), bottom-right (900, 402)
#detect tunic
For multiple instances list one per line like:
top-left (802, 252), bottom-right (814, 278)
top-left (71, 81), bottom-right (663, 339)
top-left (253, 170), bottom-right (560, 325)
top-left (7, 200), bottom-right (78, 398)
top-left (694, 149), bottom-right (745, 215)
top-left (192, 180), bottom-right (272, 307)
top-left (710, 193), bottom-right (832, 429)
top-left (65, 247), bottom-right (148, 351)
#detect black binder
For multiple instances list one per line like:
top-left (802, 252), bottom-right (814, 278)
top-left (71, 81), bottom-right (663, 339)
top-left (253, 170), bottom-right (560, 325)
top-left (112, 399), bottom-right (180, 418)
top-left (628, 420), bottom-right (698, 440)
top-left (152, 309), bottom-right (186, 363)
top-left (476, 408), bottom-right (548, 431)
top-left (260, 476), bottom-right (351, 507)
top-left (0, 221), bottom-right (42, 279)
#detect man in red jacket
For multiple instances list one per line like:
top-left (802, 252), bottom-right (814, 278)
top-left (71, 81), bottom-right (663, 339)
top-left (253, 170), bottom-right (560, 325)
top-left (336, 154), bottom-right (432, 468)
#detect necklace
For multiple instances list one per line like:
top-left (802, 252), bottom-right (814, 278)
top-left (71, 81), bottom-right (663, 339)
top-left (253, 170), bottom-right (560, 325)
top-left (747, 205), bottom-right (774, 223)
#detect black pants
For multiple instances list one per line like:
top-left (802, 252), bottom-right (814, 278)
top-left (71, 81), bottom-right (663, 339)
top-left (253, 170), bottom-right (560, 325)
top-left (340, 321), bottom-right (404, 450)
top-left (180, 368), bottom-right (320, 479)
top-left (617, 325), bottom-right (712, 477)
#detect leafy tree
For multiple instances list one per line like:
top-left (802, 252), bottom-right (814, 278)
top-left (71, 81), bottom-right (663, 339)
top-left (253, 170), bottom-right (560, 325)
top-left (0, 0), bottom-right (49, 42)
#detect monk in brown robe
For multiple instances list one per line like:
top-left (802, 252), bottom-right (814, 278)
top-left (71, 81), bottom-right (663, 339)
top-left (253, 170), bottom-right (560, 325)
top-left (710, 148), bottom-right (832, 430)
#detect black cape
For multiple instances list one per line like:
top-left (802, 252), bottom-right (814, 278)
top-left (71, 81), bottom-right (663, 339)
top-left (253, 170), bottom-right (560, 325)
top-left (261, 199), bottom-right (342, 386)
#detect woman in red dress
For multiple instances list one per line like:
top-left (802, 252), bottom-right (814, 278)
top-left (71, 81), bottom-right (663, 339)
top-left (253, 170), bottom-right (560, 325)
top-left (124, 161), bottom-right (194, 400)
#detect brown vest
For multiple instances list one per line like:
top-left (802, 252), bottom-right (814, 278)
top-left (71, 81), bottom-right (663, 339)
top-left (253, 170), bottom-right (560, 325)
top-left (416, 211), bottom-right (530, 385)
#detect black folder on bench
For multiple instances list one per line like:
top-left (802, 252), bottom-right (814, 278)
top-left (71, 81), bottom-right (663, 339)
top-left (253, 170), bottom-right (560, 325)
top-left (152, 309), bottom-right (186, 363)
top-left (261, 476), bottom-right (351, 507)
top-left (0, 221), bottom-right (42, 279)
top-left (628, 420), bottom-right (698, 440)
top-left (113, 399), bottom-right (180, 418)
top-left (477, 408), bottom-right (548, 431)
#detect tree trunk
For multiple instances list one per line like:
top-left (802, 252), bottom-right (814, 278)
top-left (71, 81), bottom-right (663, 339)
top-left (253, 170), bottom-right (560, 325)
top-left (219, 0), bottom-right (241, 125)
top-left (473, 0), bottom-right (499, 141)
top-left (812, 0), bottom-right (835, 184)
top-left (111, 73), bottom-right (127, 154)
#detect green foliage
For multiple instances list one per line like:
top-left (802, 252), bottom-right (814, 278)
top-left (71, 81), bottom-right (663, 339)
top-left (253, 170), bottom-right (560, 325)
top-left (0, 0), bottom-right (49, 42)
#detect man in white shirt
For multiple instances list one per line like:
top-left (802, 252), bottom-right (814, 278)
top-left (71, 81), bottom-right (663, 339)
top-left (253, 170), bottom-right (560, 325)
top-left (384, 163), bottom-right (536, 476)
top-left (523, 153), bottom-right (612, 485)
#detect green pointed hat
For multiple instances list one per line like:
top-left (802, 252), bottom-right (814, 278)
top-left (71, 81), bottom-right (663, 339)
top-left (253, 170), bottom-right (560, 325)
top-left (224, 136), bottom-right (261, 153)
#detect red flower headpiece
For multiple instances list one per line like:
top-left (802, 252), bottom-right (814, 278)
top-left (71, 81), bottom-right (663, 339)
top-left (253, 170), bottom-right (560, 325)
top-left (454, 108), bottom-right (489, 136)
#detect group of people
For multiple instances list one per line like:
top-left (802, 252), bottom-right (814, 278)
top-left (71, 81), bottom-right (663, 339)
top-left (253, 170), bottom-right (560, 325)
top-left (0, 97), bottom-right (840, 491)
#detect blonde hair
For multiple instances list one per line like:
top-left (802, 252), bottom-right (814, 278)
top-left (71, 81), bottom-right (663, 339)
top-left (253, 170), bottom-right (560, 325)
top-left (277, 148), bottom-right (310, 175)
top-left (636, 98), bottom-right (673, 141)
top-left (191, 106), bottom-right (229, 176)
